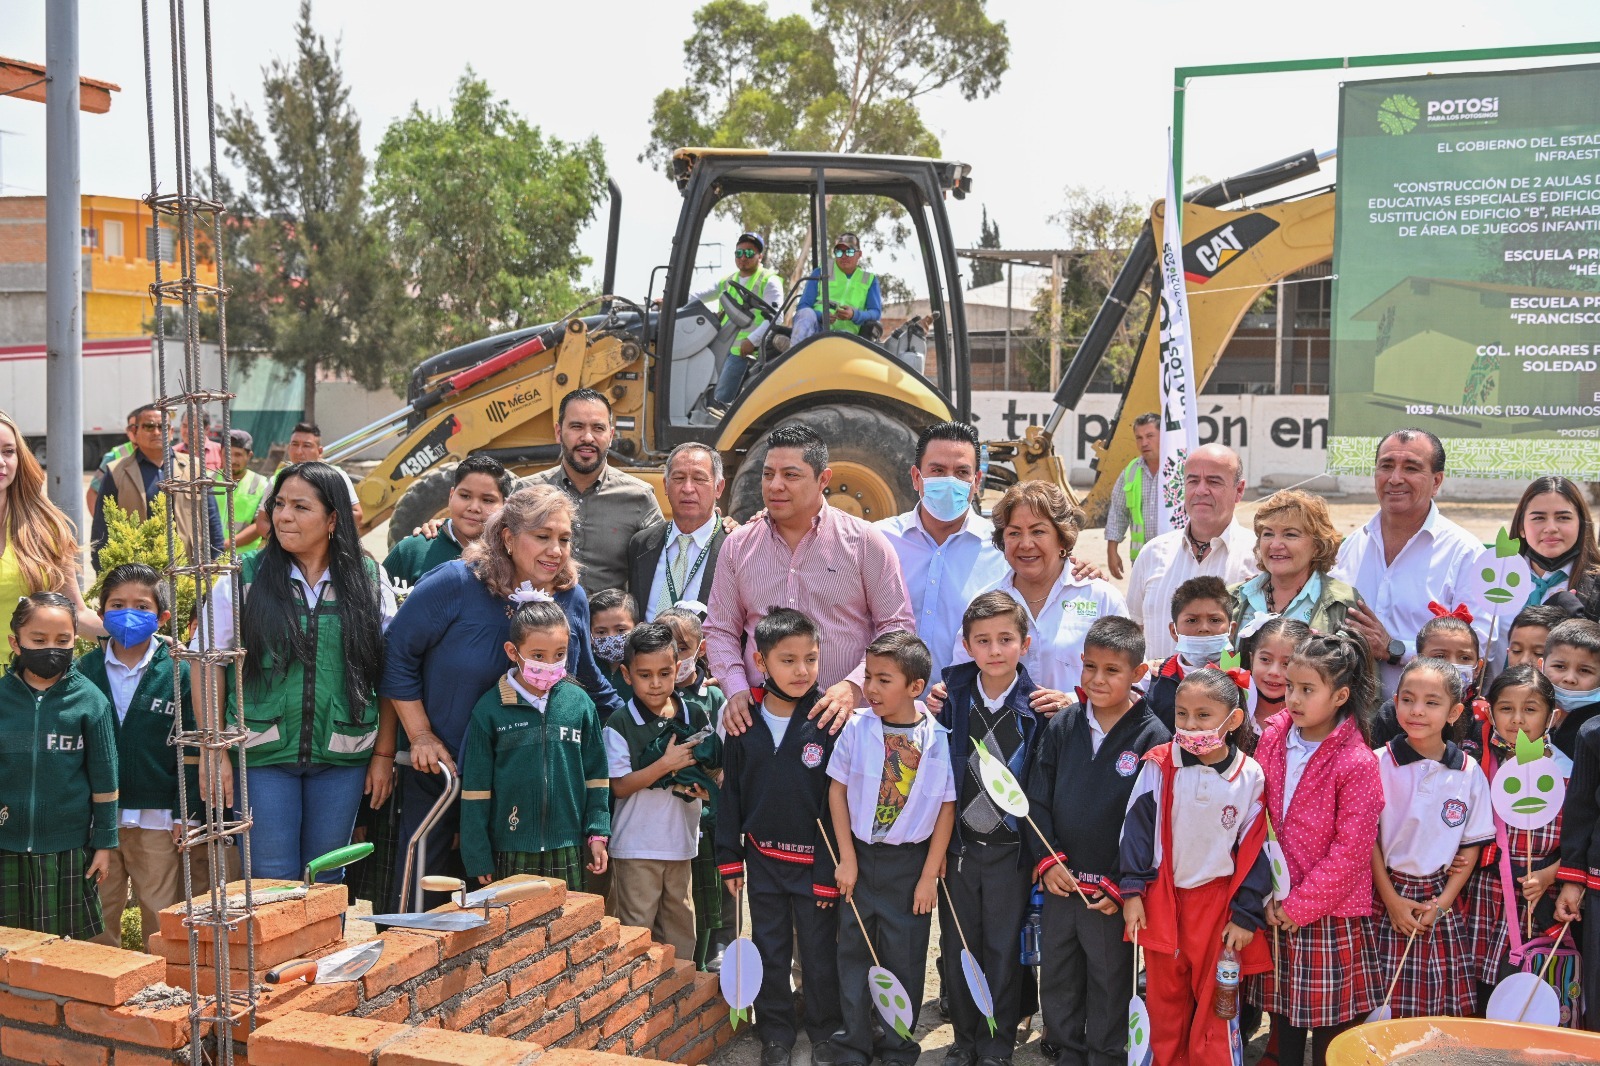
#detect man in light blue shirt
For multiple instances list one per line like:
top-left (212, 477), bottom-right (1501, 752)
top-left (876, 422), bottom-right (1009, 682)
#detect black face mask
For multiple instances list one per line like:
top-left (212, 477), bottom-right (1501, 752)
top-left (14, 646), bottom-right (72, 680)
top-left (761, 675), bottom-right (818, 705)
top-left (1527, 545), bottom-right (1581, 573)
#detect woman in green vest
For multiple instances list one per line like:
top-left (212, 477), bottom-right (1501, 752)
top-left (0, 410), bottom-right (103, 660)
top-left (1229, 489), bottom-right (1364, 640)
top-left (202, 461), bottom-right (396, 882)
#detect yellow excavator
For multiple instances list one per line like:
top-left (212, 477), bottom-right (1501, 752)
top-left (1053, 149), bottom-right (1337, 522)
top-left (327, 148), bottom-right (1069, 539)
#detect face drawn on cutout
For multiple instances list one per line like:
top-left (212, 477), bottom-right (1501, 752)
top-left (1491, 729), bottom-right (1566, 831)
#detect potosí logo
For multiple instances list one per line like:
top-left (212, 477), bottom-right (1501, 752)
top-left (1426, 96), bottom-right (1500, 125)
top-left (1377, 93), bottom-right (1420, 135)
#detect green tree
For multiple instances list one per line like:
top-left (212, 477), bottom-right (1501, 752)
top-left (216, 0), bottom-right (410, 424)
top-left (373, 73), bottom-right (609, 354)
top-left (969, 205), bottom-right (1002, 288)
top-left (644, 0), bottom-right (1008, 281)
top-left (87, 497), bottom-right (199, 637)
top-left (1028, 187), bottom-right (1152, 391)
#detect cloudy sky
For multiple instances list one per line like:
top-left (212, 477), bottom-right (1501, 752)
top-left (5, 0), bottom-right (1600, 297)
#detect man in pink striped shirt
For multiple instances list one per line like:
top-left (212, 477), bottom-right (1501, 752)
top-left (707, 424), bottom-right (916, 728)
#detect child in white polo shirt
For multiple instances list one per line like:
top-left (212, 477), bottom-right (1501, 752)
top-left (828, 631), bottom-right (956, 1066)
top-left (1371, 656), bottom-right (1493, 1018)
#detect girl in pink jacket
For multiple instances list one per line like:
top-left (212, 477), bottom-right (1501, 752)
top-left (1245, 632), bottom-right (1385, 1066)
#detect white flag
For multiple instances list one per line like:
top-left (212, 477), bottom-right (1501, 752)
top-left (1155, 128), bottom-right (1199, 536)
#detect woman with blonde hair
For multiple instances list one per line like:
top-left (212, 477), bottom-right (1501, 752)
top-left (0, 410), bottom-right (102, 656)
top-left (378, 484), bottom-right (622, 907)
top-left (1229, 489), bottom-right (1363, 638)
top-left (951, 479), bottom-right (1128, 713)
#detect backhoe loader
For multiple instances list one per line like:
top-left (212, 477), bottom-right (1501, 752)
top-left (325, 149), bottom-right (1070, 540)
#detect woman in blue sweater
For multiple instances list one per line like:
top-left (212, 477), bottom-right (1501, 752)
top-left (379, 485), bottom-right (622, 907)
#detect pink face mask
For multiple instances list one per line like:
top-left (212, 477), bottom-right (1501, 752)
top-left (519, 656), bottom-right (567, 694)
top-left (1175, 726), bottom-right (1227, 757)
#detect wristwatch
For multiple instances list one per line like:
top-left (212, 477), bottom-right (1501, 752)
top-left (1386, 638), bottom-right (1405, 666)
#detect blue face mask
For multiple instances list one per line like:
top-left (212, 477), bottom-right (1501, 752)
top-left (1552, 681), bottom-right (1600, 712)
top-left (103, 608), bottom-right (161, 648)
top-left (1175, 632), bottom-right (1231, 664)
top-left (919, 476), bottom-right (972, 523)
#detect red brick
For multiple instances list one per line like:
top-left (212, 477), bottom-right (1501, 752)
top-left (545, 958), bottom-right (602, 1011)
top-left (149, 915), bottom-right (345, 969)
top-left (606, 926), bottom-right (650, 972)
top-left (248, 1010), bottom-right (406, 1066)
top-left (361, 994), bottom-right (413, 1025)
top-left (538, 1050), bottom-right (641, 1066)
top-left (251, 979), bottom-right (362, 1029)
top-left (498, 876), bottom-right (568, 928)
top-left (157, 882), bottom-right (347, 945)
top-left (681, 1032), bottom-right (717, 1065)
top-left (525, 1007), bottom-right (576, 1047)
top-left (390, 909), bottom-right (509, 960)
top-left (486, 924), bottom-right (549, 976)
top-left (567, 917), bottom-right (620, 966)
top-left (485, 993), bottom-right (546, 1038)
top-left (114, 1051), bottom-right (185, 1066)
top-left (440, 978), bottom-right (508, 1030)
top-left (0, 928), bottom-right (56, 982)
top-left (566, 1027), bottom-right (600, 1050)
top-left (683, 971), bottom-right (721, 1014)
top-left (64, 1001), bottom-right (192, 1049)
top-left (360, 931), bottom-right (441, 997)
top-left (545, 894), bottom-right (605, 945)
top-left (656, 1023), bottom-right (695, 1060)
top-left (414, 958), bottom-right (485, 1012)
top-left (506, 949), bottom-right (568, 998)
top-left (599, 992), bottom-right (649, 1038)
top-left (628, 955), bottom-right (662, 991)
top-left (7, 939), bottom-right (165, 1005)
top-left (1, 1025), bottom-right (109, 1065)
top-left (0, 988), bottom-right (59, 1025)
top-left (377, 1026), bottom-right (542, 1066)
top-left (648, 960), bottom-right (695, 1006)
top-left (577, 973), bottom-right (630, 1023)
top-left (700, 1005), bottom-right (731, 1034)
top-left (628, 1004), bottom-right (676, 1052)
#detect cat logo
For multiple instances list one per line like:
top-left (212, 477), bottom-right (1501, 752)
top-left (46, 734), bottom-right (83, 751)
top-left (1181, 214), bottom-right (1280, 286)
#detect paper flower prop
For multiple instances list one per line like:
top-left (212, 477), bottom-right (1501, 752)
top-left (1468, 528), bottom-right (1532, 631)
top-left (870, 966), bottom-right (915, 1039)
top-left (960, 950), bottom-right (997, 1037)
top-left (719, 938), bottom-right (762, 1029)
top-left (1491, 729), bottom-right (1566, 831)
top-left (973, 739), bottom-right (1029, 816)
top-left (1127, 994), bottom-right (1151, 1066)
top-left (1264, 817), bottom-right (1292, 902)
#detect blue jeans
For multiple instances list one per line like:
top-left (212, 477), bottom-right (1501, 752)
top-left (713, 352), bottom-right (755, 406)
top-left (243, 763), bottom-right (367, 882)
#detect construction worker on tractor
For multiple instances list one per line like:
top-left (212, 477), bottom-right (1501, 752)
top-left (698, 232), bottom-right (783, 420)
top-left (789, 231), bottom-right (883, 345)
top-left (1104, 411), bottom-right (1160, 580)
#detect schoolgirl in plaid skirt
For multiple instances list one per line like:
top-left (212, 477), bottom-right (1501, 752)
top-left (1244, 632), bottom-right (1385, 1066)
top-left (1461, 667), bottom-right (1566, 1001)
top-left (1370, 658), bottom-right (1495, 1019)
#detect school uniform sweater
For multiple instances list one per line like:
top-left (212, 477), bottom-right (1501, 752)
top-left (1140, 655), bottom-right (1190, 733)
top-left (77, 640), bottom-right (198, 817)
top-left (1558, 713), bottom-right (1600, 888)
top-left (0, 666), bottom-right (119, 854)
top-left (382, 526), bottom-right (464, 588)
top-left (938, 661), bottom-right (1043, 864)
top-left (715, 689), bottom-right (838, 898)
top-left (1025, 697), bottom-right (1170, 900)
top-left (459, 675), bottom-right (611, 878)
top-left (1552, 699), bottom-right (1600, 769)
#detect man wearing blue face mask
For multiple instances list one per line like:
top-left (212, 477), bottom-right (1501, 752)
top-left (875, 423), bottom-right (1009, 685)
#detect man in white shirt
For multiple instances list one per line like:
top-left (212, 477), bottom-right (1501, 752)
top-left (1332, 429), bottom-right (1485, 696)
top-left (628, 443), bottom-right (727, 620)
top-left (876, 422), bottom-right (1010, 682)
top-left (1126, 444), bottom-right (1258, 662)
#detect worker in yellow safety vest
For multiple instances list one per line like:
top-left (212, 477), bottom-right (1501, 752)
top-left (700, 232), bottom-right (784, 417)
top-left (1105, 412), bottom-right (1161, 580)
top-left (788, 231), bottom-right (882, 345)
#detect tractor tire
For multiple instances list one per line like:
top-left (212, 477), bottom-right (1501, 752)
top-left (387, 464), bottom-right (458, 548)
top-left (728, 405), bottom-right (918, 523)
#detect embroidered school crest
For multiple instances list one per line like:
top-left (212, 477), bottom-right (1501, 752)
top-left (802, 742), bottom-right (824, 769)
top-left (1221, 804), bottom-right (1239, 830)
top-left (1441, 798), bottom-right (1467, 827)
top-left (1115, 751), bottom-right (1138, 777)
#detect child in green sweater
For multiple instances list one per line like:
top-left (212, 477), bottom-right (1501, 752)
top-left (460, 599), bottom-right (611, 891)
top-left (76, 564), bottom-right (199, 948)
top-left (1, 592), bottom-right (119, 938)
top-left (590, 589), bottom-right (638, 713)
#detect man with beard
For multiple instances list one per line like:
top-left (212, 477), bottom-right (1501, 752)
top-left (518, 389), bottom-right (662, 597)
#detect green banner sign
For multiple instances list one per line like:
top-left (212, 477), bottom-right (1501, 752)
top-left (1329, 64), bottom-right (1600, 478)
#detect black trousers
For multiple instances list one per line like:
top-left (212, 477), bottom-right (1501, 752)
top-left (837, 840), bottom-right (932, 1066)
top-left (1585, 893), bottom-right (1600, 1031)
top-left (749, 853), bottom-right (842, 1049)
top-left (1039, 887), bottom-right (1132, 1066)
top-left (939, 839), bottom-right (1030, 1059)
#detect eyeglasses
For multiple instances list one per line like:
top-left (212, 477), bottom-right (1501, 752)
top-left (832, 247), bottom-right (857, 258)
top-left (734, 248), bottom-right (759, 259)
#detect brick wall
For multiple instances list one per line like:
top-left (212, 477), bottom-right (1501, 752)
top-left (0, 878), bottom-right (739, 1066)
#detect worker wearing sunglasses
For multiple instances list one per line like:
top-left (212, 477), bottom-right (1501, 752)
top-left (789, 231), bottom-right (882, 346)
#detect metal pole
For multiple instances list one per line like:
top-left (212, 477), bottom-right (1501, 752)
top-left (45, 0), bottom-right (84, 539)
top-left (1049, 253), bottom-right (1063, 389)
top-left (1004, 260), bottom-right (1012, 391)
top-left (1274, 279), bottom-right (1285, 394)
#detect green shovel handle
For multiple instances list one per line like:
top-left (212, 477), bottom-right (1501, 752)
top-left (305, 842), bottom-right (375, 883)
